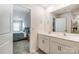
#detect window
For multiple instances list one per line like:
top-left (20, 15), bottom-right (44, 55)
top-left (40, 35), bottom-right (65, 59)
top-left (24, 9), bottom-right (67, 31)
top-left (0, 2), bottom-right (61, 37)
top-left (13, 22), bottom-right (20, 32)
top-left (13, 20), bottom-right (25, 32)
top-left (23, 22), bottom-right (25, 30)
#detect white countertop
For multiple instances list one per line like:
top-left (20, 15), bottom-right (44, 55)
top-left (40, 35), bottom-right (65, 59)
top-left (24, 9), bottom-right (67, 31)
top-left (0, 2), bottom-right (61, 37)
top-left (38, 32), bottom-right (79, 42)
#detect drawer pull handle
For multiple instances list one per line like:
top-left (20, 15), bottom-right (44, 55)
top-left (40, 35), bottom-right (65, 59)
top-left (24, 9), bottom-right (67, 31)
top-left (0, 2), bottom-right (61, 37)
top-left (58, 46), bottom-right (62, 51)
top-left (42, 40), bottom-right (44, 44)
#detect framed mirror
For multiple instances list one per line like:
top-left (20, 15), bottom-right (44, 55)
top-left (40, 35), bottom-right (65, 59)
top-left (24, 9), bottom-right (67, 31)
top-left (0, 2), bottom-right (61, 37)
top-left (52, 13), bottom-right (79, 34)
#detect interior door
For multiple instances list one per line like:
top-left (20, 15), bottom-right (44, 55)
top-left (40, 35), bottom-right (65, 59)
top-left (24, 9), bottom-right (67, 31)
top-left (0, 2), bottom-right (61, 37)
top-left (0, 4), bottom-right (12, 54)
top-left (0, 5), bottom-right (11, 34)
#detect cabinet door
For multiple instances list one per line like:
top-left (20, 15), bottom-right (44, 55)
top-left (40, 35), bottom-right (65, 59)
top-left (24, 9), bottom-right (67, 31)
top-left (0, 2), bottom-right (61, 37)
top-left (0, 41), bottom-right (12, 54)
top-left (38, 35), bottom-right (49, 53)
top-left (0, 33), bottom-right (10, 45)
top-left (0, 5), bottom-right (11, 34)
top-left (50, 38), bottom-right (76, 54)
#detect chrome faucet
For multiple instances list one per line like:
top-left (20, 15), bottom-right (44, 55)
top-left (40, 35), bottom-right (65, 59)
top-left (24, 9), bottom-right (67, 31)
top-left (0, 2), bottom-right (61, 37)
top-left (64, 33), bottom-right (66, 36)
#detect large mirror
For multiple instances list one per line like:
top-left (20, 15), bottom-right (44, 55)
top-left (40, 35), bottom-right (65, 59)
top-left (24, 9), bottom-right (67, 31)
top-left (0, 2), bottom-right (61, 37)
top-left (51, 4), bottom-right (79, 34)
top-left (52, 13), bottom-right (79, 34)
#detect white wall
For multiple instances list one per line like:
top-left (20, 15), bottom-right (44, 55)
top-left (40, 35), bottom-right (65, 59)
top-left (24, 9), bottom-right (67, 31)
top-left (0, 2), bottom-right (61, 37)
top-left (13, 11), bottom-right (26, 21)
top-left (24, 12), bottom-right (31, 27)
top-left (30, 5), bottom-right (46, 53)
top-left (40, 11), bottom-right (53, 33)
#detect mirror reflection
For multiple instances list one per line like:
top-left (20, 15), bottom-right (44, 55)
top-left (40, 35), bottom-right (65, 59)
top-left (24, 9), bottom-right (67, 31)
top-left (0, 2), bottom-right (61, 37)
top-left (71, 15), bottom-right (79, 34)
top-left (52, 13), bottom-right (79, 34)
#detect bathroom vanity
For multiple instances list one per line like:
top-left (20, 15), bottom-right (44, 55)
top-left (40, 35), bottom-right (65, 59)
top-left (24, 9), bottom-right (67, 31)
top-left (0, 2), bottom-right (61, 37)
top-left (38, 32), bottom-right (79, 54)
top-left (37, 4), bottom-right (79, 54)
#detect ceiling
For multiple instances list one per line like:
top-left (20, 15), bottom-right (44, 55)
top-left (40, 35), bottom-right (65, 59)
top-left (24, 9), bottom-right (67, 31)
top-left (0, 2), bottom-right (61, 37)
top-left (13, 5), bottom-right (30, 14)
top-left (37, 4), bottom-right (53, 9)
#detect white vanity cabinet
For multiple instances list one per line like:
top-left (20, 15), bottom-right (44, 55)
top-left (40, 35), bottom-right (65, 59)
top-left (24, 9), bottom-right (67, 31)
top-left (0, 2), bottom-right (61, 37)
top-left (50, 37), bottom-right (77, 54)
top-left (38, 34), bottom-right (50, 53)
top-left (38, 33), bottom-right (79, 54)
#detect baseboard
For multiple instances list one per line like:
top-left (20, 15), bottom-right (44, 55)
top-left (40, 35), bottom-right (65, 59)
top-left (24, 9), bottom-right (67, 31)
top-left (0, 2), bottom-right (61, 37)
top-left (13, 37), bottom-right (29, 42)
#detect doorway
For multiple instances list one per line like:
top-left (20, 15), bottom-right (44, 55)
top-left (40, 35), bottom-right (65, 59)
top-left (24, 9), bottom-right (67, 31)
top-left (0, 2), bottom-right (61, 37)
top-left (13, 5), bottom-right (31, 54)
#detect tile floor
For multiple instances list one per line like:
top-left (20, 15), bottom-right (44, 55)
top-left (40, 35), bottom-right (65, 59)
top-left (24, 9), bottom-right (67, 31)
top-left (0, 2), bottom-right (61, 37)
top-left (13, 40), bottom-right (30, 54)
top-left (13, 40), bottom-right (45, 54)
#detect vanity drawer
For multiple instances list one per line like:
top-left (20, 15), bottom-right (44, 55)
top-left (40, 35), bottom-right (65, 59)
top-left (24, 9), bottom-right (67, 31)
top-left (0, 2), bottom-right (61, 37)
top-left (38, 34), bottom-right (50, 53)
top-left (50, 40), bottom-right (76, 54)
top-left (51, 37), bottom-right (79, 48)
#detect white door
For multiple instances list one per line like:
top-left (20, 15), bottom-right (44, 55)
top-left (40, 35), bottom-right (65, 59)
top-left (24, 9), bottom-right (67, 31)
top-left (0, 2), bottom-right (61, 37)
top-left (0, 5), bottom-right (11, 34)
top-left (0, 4), bottom-right (12, 54)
